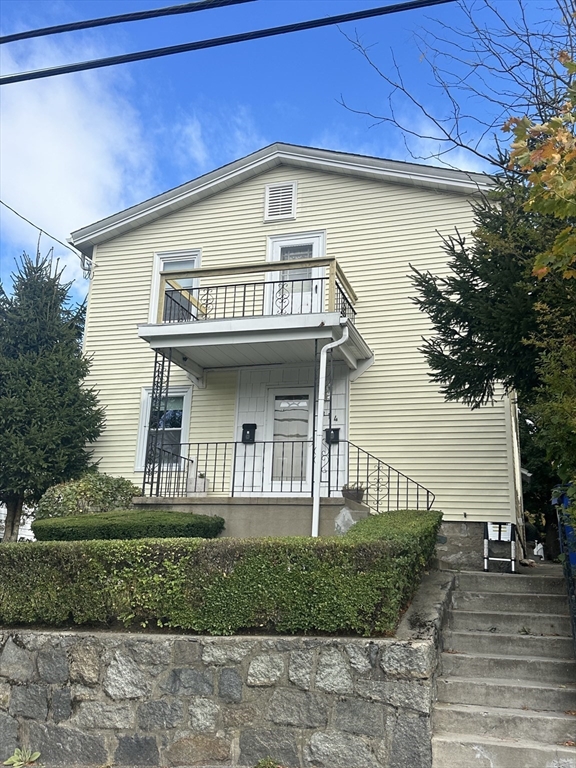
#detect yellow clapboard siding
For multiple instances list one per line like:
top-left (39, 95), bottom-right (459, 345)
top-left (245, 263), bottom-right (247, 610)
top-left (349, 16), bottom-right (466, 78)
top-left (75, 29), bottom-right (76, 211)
top-left (83, 162), bottom-right (518, 520)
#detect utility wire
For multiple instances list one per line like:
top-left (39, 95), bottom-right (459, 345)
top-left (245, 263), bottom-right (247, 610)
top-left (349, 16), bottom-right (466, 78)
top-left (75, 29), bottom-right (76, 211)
top-left (0, 0), bottom-right (255, 45)
top-left (0, 0), bottom-right (456, 86)
top-left (0, 199), bottom-right (84, 261)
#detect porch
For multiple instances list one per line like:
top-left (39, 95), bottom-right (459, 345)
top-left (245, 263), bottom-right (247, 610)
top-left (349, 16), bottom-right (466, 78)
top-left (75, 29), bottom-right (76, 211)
top-left (137, 256), bottom-right (435, 532)
top-left (142, 438), bottom-right (435, 517)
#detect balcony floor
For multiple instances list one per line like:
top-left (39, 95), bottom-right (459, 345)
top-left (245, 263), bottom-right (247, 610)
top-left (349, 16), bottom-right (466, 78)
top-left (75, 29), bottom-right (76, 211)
top-left (138, 312), bottom-right (372, 374)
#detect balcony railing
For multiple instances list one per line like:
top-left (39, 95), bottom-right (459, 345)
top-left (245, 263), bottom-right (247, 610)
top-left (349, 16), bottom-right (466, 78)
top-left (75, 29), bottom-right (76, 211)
top-left (146, 440), bottom-right (435, 513)
top-left (158, 257), bottom-right (357, 324)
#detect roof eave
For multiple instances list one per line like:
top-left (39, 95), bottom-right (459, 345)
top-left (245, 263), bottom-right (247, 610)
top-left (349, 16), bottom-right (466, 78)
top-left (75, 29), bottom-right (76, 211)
top-left (69, 142), bottom-right (491, 254)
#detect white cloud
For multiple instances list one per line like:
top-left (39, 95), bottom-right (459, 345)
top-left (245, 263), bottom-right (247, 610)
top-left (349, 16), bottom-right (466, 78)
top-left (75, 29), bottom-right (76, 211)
top-left (172, 104), bottom-right (268, 178)
top-left (0, 38), bottom-right (156, 296)
top-left (176, 116), bottom-right (211, 172)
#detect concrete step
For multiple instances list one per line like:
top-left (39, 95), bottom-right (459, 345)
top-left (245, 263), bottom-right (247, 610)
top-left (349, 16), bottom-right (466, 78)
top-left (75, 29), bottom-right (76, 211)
top-left (457, 570), bottom-right (566, 595)
top-left (449, 608), bottom-right (572, 637)
top-left (437, 675), bottom-right (576, 712)
top-left (452, 590), bottom-right (569, 615)
top-left (441, 651), bottom-right (576, 683)
top-left (432, 732), bottom-right (576, 768)
top-left (444, 629), bottom-right (574, 659)
top-left (433, 702), bottom-right (576, 744)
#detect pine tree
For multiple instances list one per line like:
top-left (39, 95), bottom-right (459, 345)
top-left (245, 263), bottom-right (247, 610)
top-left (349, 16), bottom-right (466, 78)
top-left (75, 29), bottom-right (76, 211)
top-left (411, 171), bottom-right (572, 519)
top-left (0, 252), bottom-right (104, 542)
top-left (411, 172), bottom-right (567, 408)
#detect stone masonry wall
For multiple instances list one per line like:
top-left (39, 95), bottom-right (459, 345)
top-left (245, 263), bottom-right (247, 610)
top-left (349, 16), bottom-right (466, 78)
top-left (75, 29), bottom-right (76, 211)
top-left (0, 575), bottom-right (453, 768)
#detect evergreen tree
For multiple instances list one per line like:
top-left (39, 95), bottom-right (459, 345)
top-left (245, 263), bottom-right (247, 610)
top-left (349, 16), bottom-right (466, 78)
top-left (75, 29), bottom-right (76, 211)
top-left (411, 172), bottom-right (567, 408)
top-left (0, 252), bottom-right (104, 542)
top-left (411, 171), bottom-right (572, 520)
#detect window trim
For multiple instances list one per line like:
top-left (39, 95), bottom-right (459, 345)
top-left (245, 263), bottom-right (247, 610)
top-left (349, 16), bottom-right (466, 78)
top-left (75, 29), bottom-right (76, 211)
top-left (135, 385), bottom-right (192, 472)
top-left (149, 249), bottom-right (201, 323)
top-left (266, 231), bottom-right (326, 263)
top-left (264, 181), bottom-right (297, 222)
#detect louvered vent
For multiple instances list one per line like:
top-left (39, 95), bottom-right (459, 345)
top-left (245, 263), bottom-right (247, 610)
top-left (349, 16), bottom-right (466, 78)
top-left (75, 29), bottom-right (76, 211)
top-left (265, 182), bottom-right (296, 220)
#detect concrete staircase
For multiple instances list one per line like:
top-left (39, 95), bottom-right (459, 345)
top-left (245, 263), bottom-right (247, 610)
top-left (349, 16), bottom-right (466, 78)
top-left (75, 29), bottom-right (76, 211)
top-left (432, 569), bottom-right (576, 767)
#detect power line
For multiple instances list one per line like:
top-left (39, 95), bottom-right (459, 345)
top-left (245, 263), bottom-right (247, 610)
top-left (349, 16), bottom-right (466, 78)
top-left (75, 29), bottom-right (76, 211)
top-left (0, 0), bottom-right (255, 45)
top-left (0, 199), bottom-right (85, 265)
top-left (0, 0), bottom-right (456, 86)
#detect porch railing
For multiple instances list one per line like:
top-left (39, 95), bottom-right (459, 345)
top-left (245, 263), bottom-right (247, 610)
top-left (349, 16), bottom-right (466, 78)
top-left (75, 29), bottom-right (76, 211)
top-left (147, 439), bottom-right (435, 513)
top-left (558, 511), bottom-right (576, 658)
top-left (158, 256), bottom-right (357, 324)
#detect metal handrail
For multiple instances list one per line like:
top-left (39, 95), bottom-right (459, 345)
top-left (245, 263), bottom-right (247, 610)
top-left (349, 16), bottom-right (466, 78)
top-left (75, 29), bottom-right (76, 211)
top-left (558, 510), bottom-right (576, 658)
top-left (328, 440), bottom-right (435, 512)
top-left (163, 277), bottom-right (328, 323)
top-left (156, 257), bottom-right (357, 323)
top-left (146, 439), bottom-right (435, 513)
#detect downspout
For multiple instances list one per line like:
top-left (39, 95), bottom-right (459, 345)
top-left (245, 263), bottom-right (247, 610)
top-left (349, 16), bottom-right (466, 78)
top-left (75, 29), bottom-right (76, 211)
top-left (312, 319), bottom-right (349, 537)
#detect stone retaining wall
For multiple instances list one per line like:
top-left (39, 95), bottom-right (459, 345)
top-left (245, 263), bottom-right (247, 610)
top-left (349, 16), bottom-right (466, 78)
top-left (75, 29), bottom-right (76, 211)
top-left (0, 574), bottom-right (453, 768)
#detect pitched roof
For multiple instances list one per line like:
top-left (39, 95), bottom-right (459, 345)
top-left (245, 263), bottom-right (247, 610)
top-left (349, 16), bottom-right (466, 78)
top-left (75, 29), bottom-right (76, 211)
top-left (69, 142), bottom-right (491, 257)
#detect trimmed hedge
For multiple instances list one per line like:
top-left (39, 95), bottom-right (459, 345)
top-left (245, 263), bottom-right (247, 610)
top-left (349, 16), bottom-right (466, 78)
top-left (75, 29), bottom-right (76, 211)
top-left (0, 510), bottom-right (441, 636)
top-left (36, 473), bottom-right (140, 519)
top-left (32, 509), bottom-right (225, 541)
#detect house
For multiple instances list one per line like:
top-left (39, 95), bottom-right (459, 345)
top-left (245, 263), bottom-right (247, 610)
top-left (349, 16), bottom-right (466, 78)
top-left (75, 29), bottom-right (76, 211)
top-left (70, 143), bottom-right (523, 555)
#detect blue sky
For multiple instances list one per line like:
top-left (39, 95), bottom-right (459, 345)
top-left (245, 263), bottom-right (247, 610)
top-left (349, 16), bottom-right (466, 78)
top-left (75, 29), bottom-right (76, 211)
top-left (0, 0), bottom-right (559, 300)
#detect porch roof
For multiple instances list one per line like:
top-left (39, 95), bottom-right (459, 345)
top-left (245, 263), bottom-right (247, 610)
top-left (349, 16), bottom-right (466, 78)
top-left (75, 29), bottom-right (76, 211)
top-left (137, 313), bottom-right (373, 379)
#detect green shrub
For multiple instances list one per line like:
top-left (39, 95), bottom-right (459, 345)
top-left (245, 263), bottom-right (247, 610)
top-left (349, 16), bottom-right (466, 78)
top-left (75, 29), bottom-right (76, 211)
top-left (32, 509), bottom-right (225, 541)
top-left (36, 473), bottom-right (141, 519)
top-left (0, 510), bottom-right (441, 636)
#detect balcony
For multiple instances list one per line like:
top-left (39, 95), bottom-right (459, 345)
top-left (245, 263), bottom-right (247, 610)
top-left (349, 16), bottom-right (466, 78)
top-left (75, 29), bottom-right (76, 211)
top-left (138, 257), bottom-right (372, 377)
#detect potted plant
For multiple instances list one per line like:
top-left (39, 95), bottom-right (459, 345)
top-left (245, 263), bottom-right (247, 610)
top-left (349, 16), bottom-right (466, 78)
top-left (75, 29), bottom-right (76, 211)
top-left (342, 483), bottom-right (365, 503)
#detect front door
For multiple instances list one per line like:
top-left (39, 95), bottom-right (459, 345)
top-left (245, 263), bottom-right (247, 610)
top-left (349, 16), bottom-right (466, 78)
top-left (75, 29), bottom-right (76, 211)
top-left (266, 387), bottom-right (314, 493)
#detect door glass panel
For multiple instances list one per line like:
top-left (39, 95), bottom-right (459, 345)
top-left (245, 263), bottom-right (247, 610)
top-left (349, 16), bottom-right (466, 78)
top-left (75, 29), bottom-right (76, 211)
top-left (272, 395), bottom-right (309, 481)
top-left (276, 244), bottom-right (316, 314)
top-left (279, 244), bottom-right (313, 282)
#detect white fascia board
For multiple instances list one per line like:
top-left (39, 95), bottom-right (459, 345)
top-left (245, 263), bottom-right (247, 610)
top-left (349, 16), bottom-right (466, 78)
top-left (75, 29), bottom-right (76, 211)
top-left (70, 143), bottom-right (491, 253)
top-left (139, 311), bottom-right (342, 337)
top-left (138, 314), bottom-right (373, 361)
top-left (274, 148), bottom-right (491, 195)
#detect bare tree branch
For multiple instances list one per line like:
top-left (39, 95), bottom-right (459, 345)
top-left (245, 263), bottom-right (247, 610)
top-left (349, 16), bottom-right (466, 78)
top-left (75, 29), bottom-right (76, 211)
top-left (340, 0), bottom-right (576, 169)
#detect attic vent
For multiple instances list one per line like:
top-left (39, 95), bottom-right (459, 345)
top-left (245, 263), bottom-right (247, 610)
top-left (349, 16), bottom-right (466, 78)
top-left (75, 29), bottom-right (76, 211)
top-left (265, 182), bottom-right (296, 220)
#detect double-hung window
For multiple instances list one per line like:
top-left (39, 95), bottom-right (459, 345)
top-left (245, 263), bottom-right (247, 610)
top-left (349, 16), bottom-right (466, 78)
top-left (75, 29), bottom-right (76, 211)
top-left (150, 250), bottom-right (200, 323)
top-left (135, 386), bottom-right (192, 471)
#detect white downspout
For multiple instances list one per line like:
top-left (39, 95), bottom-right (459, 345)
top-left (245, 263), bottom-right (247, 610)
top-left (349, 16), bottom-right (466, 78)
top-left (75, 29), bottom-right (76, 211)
top-left (312, 319), bottom-right (349, 537)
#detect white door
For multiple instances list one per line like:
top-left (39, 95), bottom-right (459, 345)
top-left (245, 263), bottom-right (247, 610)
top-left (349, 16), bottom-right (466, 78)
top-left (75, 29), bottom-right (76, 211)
top-left (267, 234), bottom-right (325, 315)
top-left (265, 387), bottom-right (314, 493)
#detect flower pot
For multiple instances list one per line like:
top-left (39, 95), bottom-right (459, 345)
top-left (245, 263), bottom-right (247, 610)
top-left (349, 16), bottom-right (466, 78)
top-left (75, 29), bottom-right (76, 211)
top-left (342, 488), bottom-right (364, 504)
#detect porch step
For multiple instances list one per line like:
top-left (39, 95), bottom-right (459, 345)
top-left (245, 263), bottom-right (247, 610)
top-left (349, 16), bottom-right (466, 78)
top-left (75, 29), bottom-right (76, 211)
top-left (449, 609), bottom-right (572, 637)
top-left (444, 629), bottom-right (574, 659)
top-left (436, 675), bottom-right (576, 712)
top-left (432, 733), bottom-right (576, 768)
top-left (452, 589), bottom-right (569, 615)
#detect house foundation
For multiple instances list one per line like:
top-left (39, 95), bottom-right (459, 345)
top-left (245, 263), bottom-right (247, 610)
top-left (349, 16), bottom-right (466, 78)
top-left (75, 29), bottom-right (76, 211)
top-left (133, 496), bottom-right (369, 538)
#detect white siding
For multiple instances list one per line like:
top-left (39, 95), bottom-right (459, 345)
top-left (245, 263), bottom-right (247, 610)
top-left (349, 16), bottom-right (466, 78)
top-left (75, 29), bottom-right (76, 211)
top-left (84, 164), bottom-right (517, 521)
